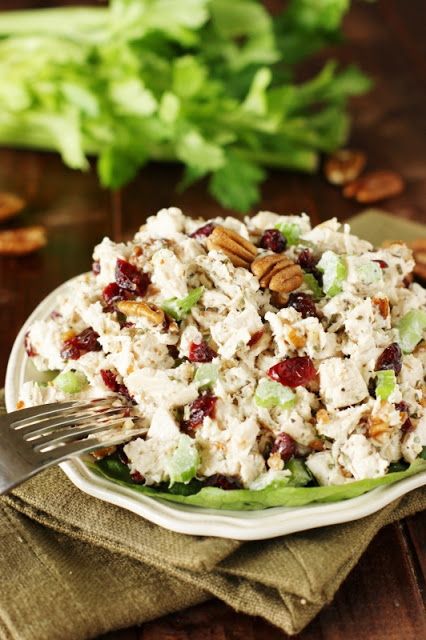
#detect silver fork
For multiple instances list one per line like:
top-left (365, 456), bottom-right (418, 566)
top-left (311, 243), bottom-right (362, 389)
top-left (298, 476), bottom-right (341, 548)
top-left (0, 398), bottom-right (137, 494)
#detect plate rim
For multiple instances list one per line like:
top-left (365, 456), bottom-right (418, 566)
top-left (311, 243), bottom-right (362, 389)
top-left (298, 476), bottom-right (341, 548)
top-left (5, 276), bottom-right (426, 540)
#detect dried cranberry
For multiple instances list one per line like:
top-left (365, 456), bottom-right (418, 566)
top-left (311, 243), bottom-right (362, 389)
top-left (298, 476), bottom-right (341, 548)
top-left (102, 282), bottom-right (133, 311)
top-left (183, 394), bottom-right (217, 432)
top-left (60, 343), bottom-right (81, 361)
top-left (101, 369), bottom-right (119, 392)
top-left (297, 249), bottom-right (323, 284)
top-left (103, 282), bottom-right (120, 304)
top-left (120, 321), bottom-right (135, 329)
top-left (115, 258), bottom-right (150, 296)
top-left (24, 332), bottom-right (37, 357)
top-left (271, 432), bottom-right (296, 462)
top-left (401, 417), bottom-right (414, 434)
top-left (372, 259), bottom-right (388, 269)
top-left (61, 327), bottom-right (101, 360)
top-left (268, 356), bottom-right (317, 388)
top-left (259, 229), bottom-right (286, 253)
top-left (130, 471), bottom-right (145, 484)
top-left (248, 330), bottom-right (264, 347)
top-left (100, 369), bottom-right (132, 401)
top-left (76, 328), bottom-right (101, 351)
top-left (190, 222), bottom-right (215, 239)
top-left (285, 292), bottom-right (318, 319)
top-left (92, 261), bottom-right (101, 275)
top-left (118, 386), bottom-right (132, 403)
top-left (375, 343), bottom-right (402, 375)
top-left (395, 401), bottom-right (409, 413)
top-left (297, 249), bottom-right (318, 273)
top-left (188, 341), bottom-right (217, 363)
top-left (80, 329), bottom-right (100, 351)
top-left (204, 475), bottom-right (241, 490)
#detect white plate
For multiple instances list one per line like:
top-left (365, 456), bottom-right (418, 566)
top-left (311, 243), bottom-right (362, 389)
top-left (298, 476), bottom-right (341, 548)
top-left (5, 277), bottom-right (426, 540)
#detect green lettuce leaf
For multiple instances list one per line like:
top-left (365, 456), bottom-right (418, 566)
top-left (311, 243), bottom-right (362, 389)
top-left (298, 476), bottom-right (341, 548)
top-left (91, 457), bottom-right (426, 511)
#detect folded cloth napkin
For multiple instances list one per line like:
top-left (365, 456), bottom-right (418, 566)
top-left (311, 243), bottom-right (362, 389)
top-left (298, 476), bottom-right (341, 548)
top-left (1, 392), bottom-right (425, 640)
top-left (1, 211), bottom-right (425, 640)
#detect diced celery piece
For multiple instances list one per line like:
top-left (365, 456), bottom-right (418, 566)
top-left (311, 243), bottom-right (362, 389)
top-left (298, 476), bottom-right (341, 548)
top-left (36, 370), bottom-right (59, 387)
top-left (40, 370), bottom-right (60, 382)
top-left (194, 363), bottom-right (218, 388)
top-left (286, 458), bottom-right (312, 487)
top-left (303, 273), bottom-right (323, 300)
top-left (274, 222), bottom-right (300, 246)
top-left (375, 370), bottom-right (396, 401)
top-left (166, 435), bottom-right (200, 485)
top-left (254, 379), bottom-right (296, 409)
top-left (357, 261), bottom-right (382, 284)
top-left (399, 309), bottom-right (426, 353)
top-left (317, 250), bottom-right (347, 297)
top-left (54, 371), bottom-right (88, 394)
top-left (161, 287), bottom-right (204, 321)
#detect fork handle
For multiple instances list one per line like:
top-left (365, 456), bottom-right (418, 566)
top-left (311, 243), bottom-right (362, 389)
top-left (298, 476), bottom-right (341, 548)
top-left (0, 431), bottom-right (40, 494)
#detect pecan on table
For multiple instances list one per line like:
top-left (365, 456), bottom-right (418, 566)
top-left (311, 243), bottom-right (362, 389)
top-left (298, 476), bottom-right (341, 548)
top-left (0, 226), bottom-right (46, 256)
top-left (343, 170), bottom-right (404, 203)
top-left (324, 149), bottom-right (366, 185)
top-left (0, 192), bottom-right (26, 223)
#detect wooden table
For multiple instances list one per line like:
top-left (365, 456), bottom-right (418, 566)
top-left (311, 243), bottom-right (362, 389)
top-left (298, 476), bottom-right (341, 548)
top-left (0, 1), bottom-right (425, 639)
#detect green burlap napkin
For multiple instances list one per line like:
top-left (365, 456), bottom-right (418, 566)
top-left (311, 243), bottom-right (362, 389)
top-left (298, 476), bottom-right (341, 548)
top-left (1, 211), bottom-right (425, 640)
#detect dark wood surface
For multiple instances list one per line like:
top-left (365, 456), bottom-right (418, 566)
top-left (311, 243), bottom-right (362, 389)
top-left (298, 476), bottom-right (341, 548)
top-left (0, 1), bottom-right (425, 639)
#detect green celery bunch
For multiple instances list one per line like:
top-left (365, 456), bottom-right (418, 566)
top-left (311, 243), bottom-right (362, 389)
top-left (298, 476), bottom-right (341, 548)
top-left (0, 0), bottom-right (370, 212)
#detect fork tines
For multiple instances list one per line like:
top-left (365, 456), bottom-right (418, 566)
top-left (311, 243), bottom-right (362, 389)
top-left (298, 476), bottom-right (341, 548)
top-left (10, 398), bottom-right (133, 453)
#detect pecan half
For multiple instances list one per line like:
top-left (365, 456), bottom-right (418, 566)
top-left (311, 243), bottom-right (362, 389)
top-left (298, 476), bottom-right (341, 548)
top-left (367, 416), bottom-right (391, 439)
top-left (409, 238), bottom-right (426, 281)
top-left (324, 149), bottom-right (366, 185)
top-left (343, 170), bottom-right (404, 203)
top-left (251, 254), bottom-right (303, 293)
top-left (207, 226), bottom-right (257, 268)
top-left (372, 296), bottom-right (390, 319)
top-left (90, 446), bottom-right (117, 460)
top-left (116, 300), bottom-right (165, 324)
top-left (309, 438), bottom-right (325, 452)
top-left (0, 192), bottom-right (26, 222)
top-left (316, 409), bottom-right (330, 424)
top-left (0, 225), bottom-right (46, 256)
